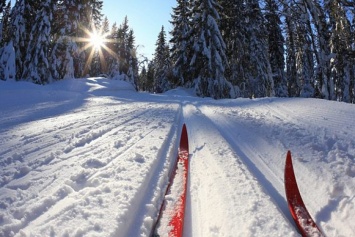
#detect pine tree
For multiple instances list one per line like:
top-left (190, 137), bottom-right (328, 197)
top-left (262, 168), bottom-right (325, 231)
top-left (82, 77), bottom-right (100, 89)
top-left (106, 22), bottom-right (119, 76)
top-left (117, 16), bottom-right (130, 75)
top-left (0, 0), bottom-right (10, 47)
top-left (189, 0), bottom-right (232, 99)
top-left (0, 0), bottom-right (14, 81)
top-left (303, 0), bottom-right (332, 99)
top-left (244, 0), bottom-right (274, 98)
top-left (126, 29), bottom-right (138, 88)
top-left (74, 0), bottom-right (104, 77)
top-left (170, 0), bottom-right (192, 87)
top-left (22, 0), bottom-right (54, 84)
top-left (295, 0), bottom-right (315, 98)
top-left (10, 0), bottom-right (36, 80)
top-left (138, 64), bottom-right (147, 91)
top-left (146, 60), bottom-right (155, 92)
top-left (283, 1), bottom-right (299, 97)
top-left (153, 26), bottom-right (171, 93)
top-left (220, 0), bottom-right (254, 98)
top-left (328, 0), bottom-right (353, 102)
top-left (89, 16), bottom-right (110, 77)
top-left (50, 0), bottom-right (81, 80)
top-left (265, 0), bottom-right (287, 97)
top-left (90, 0), bottom-right (103, 28)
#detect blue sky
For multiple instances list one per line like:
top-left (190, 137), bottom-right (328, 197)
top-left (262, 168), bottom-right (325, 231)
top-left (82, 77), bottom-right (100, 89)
top-left (102, 0), bottom-right (176, 60)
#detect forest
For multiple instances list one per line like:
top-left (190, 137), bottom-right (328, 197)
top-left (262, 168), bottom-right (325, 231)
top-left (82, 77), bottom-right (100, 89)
top-left (0, 0), bottom-right (354, 102)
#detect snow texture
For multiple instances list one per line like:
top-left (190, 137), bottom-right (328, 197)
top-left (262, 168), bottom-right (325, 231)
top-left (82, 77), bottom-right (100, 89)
top-left (0, 78), bottom-right (354, 237)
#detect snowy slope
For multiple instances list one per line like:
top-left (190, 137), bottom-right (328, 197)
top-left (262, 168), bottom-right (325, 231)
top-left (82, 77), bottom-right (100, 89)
top-left (0, 78), bottom-right (354, 237)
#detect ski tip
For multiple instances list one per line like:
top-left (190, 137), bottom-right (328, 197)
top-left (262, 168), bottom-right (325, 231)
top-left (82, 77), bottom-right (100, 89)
top-left (286, 150), bottom-right (292, 162)
top-left (180, 123), bottom-right (189, 152)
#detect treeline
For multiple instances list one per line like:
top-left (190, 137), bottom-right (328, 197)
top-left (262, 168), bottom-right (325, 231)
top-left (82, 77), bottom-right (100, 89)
top-left (144, 0), bottom-right (355, 102)
top-left (1, 0), bottom-right (355, 103)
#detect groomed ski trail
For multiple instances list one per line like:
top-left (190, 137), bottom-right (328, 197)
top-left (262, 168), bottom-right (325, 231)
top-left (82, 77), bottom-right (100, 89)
top-left (0, 94), bottom-right (183, 237)
top-left (196, 98), bottom-right (354, 236)
top-left (182, 103), bottom-right (297, 237)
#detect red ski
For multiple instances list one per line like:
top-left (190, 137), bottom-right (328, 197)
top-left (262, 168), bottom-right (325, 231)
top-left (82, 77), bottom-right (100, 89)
top-left (285, 151), bottom-right (324, 237)
top-left (152, 124), bottom-right (189, 237)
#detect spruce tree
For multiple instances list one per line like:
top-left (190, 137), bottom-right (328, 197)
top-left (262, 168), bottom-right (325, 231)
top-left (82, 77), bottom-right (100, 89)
top-left (50, 0), bottom-right (80, 80)
top-left (244, 0), bottom-right (274, 98)
top-left (170, 0), bottom-right (192, 87)
top-left (189, 0), bottom-right (232, 99)
top-left (328, 0), bottom-right (353, 102)
top-left (107, 22), bottom-right (119, 76)
top-left (303, 0), bottom-right (332, 99)
top-left (10, 0), bottom-right (33, 80)
top-left (219, 0), bottom-right (250, 98)
top-left (117, 16), bottom-right (130, 75)
top-left (22, 0), bottom-right (54, 84)
top-left (295, 0), bottom-right (315, 98)
top-left (0, 0), bottom-right (10, 47)
top-left (265, 0), bottom-right (287, 97)
top-left (126, 29), bottom-right (138, 88)
top-left (146, 60), bottom-right (155, 92)
top-left (283, 1), bottom-right (299, 97)
top-left (153, 26), bottom-right (171, 93)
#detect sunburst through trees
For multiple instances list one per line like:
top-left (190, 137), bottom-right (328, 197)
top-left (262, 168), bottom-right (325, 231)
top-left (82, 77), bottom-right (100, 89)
top-left (74, 24), bottom-right (118, 76)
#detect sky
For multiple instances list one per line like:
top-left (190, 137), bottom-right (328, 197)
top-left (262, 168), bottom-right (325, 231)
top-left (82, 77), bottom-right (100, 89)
top-left (102, 0), bottom-right (177, 61)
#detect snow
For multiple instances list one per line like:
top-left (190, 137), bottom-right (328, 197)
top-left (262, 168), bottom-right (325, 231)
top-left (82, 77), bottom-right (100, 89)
top-left (0, 77), bottom-right (354, 237)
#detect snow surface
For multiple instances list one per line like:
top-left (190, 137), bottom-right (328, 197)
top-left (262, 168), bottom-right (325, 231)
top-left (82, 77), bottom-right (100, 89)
top-left (0, 78), bottom-right (354, 237)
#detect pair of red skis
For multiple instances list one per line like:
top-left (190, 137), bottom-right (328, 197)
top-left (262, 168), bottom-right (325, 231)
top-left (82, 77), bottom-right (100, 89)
top-left (152, 124), bottom-right (324, 237)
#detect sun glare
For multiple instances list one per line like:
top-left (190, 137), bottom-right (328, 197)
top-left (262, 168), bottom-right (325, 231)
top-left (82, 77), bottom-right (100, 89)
top-left (90, 32), bottom-right (104, 50)
top-left (72, 23), bottom-right (118, 75)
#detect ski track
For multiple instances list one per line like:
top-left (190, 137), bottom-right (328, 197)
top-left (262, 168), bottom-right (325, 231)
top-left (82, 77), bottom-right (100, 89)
top-left (195, 98), bottom-right (355, 237)
top-left (182, 103), bottom-right (297, 237)
top-left (0, 93), bottom-right (182, 236)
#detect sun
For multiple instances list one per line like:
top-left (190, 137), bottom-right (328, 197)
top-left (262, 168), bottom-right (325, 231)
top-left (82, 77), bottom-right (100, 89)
top-left (72, 23), bottom-right (118, 75)
top-left (89, 31), bottom-right (105, 51)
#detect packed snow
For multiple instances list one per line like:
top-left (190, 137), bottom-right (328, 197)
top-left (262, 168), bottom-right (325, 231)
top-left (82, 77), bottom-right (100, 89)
top-left (0, 78), bottom-right (354, 237)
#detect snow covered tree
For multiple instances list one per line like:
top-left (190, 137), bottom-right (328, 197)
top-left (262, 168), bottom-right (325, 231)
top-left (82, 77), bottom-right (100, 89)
top-left (50, 0), bottom-right (81, 80)
top-left (170, 0), bottom-right (192, 87)
top-left (138, 64), bottom-right (147, 91)
top-left (189, 0), bottom-right (233, 98)
top-left (22, 0), bottom-right (54, 84)
top-left (153, 26), bottom-right (172, 93)
top-left (284, 3), bottom-right (298, 97)
top-left (126, 29), bottom-right (139, 88)
top-left (117, 16), bottom-right (130, 75)
top-left (90, 0), bottom-right (103, 29)
top-left (294, 1), bottom-right (315, 98)
top-left (0, 0), bottom-right (10, 47)
top-left (244, 0), bottom-right (274, 98)
top-left (0, 0), bottom-right (14, 81)
top-left (73, 0), bottom-right (103, 77)
top-left (265, 0), bottom-right (287, 97)
top-left (145, 60), bottom-right (155, 92)
top-left (0, 41), bottom-right (15, 81)
top-left (10, 0), bottom-right (37, 80)
top-left (90, 16), bottom-right (110, 77)
top-left (303, 0), bottom-right (332, 99)
top-left (327, 0), bottom-right (353, 102)
top-left (107, 16), bottom-right (138, 88)
top-left (106, 22), bottom-right (119, 75)
top-left (219, 0), bottom-right (243, 97)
